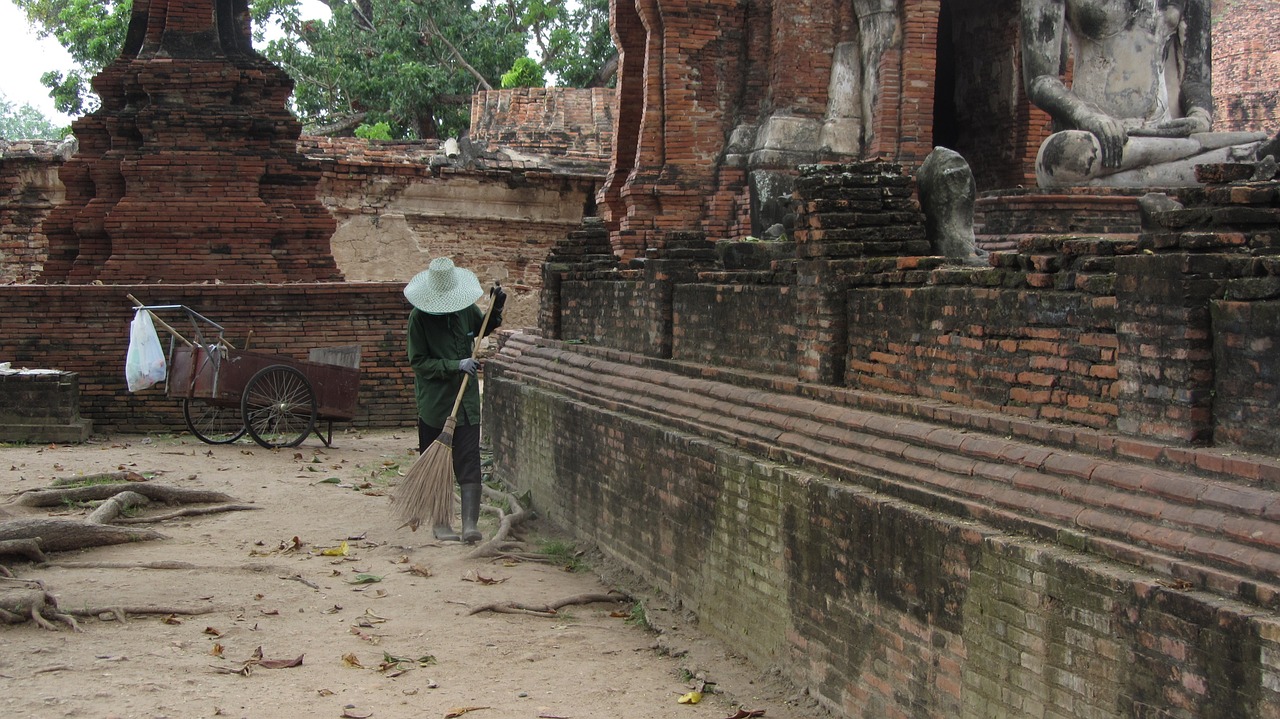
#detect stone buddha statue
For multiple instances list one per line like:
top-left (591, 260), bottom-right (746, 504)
top-left (1021, 0), bottom-right (1274, 187)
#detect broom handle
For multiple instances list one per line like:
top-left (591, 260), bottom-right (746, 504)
top-left (446, 283), bottom-right (501, 420)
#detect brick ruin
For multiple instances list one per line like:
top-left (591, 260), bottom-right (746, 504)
top-left (486, 1), bottom-right (1280, 717)
top-left (39, 0), bottom-right (341, 283)
top-left (1, 0), bottom-right (1280, 715)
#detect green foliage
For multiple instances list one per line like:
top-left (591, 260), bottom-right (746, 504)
top-left (353, 121), bottom-right (392, 140)
top-left (0, 95), bottom-right (66, 139)
top-left (538, 538), bottom-right (587, 572)
top-left (540, 0), bottom-right (615, 88)
top-left (13, 0), bottom-right (133, 115)
top-left (15, 0), bottom-right (616, 135)
top-left (625, 600), bottom-right (654, 631)
top-left (501, 57), bottom-right (545, 89)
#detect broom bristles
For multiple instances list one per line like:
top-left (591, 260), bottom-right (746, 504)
top-left (391, 434), bottom-right (455, 531)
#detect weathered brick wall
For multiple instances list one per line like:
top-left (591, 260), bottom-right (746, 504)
top-left (1212, 300), bottom-right (1280, 453)
top-left (542, 165), bottom-right (1280, 454)
top-left (1213, 0), bottom-right (1280, 133)
top-left (0, 140), bottom-right (69, 284)
top-left (484, 350), bottom-right (1280, 718)
top-left (557, 278), bottom-right (648, 353)
top-left (0, 284), bottom-right (417, 435)
top-left (470, 87), bottom-right (614, 160)
top-left (671, 281), bottom-right (795, 376)
top-left (846, 286), bottom-right (1119, 429)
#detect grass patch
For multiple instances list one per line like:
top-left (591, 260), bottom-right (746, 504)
top-left (538, 539), bottom-right (588, 573)
top-left (626, 600), bottom-right (654, 632)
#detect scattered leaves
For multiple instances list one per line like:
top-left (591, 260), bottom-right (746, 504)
top-left (445, 707), bottom-right (490, 718)
top-left (342, 653), bottom-right (364, 668)
top-left (678, 691), bottom-right (703, 705)
top-left (461, 570), bottom-right (506, 585)
top-left (320, 541), bottom-right (350, 557)
top-left (347, 573), bottom-right (383, 585)
top-left (405, 564), bottom-right (433, 578)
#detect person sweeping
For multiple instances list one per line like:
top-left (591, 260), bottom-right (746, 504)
top-left (397, 257), bottom-right (505, 543)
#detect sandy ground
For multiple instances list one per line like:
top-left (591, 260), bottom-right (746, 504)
top-left (0, 429), bottom-right (823, 719)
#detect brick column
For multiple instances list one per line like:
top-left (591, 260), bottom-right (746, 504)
top-left (791, 162), bottom-right (928, 385)
top-left (539, 217), bottom-right (615, 340)
top-left (642, 231), bottom-right (717, 359)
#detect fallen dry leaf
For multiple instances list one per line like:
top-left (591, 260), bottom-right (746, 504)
top-left (405, 563), bottom-right (433, 578)
top-left (210, 643), bottom-right (224, 657)
top-left (257, 654), bottom-right (304, 669)
top-left (204, 627), bottom-right (223, 637)
top-left (444, 707), bottom-right (490, 718)
top-left (461, 570), bottom-right (506, 585)
top-left (342, 653), bottom-right (364, 668)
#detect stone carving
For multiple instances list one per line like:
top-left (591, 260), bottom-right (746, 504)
top-left (1021, 0), bottom-right (1272, 187)
top-left (821, 0), bottom-right (899, 156)
top-left (916, 147), bottom-right (985, 264)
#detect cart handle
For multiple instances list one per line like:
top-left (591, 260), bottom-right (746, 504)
top-left (126, 295), bottom-right (236, 350)
top-left (127, 294), bottom-right (193, 347)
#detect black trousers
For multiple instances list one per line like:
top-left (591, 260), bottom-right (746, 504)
top-left (417, 420), bottom-right (482, 487)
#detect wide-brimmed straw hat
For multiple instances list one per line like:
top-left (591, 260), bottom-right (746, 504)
top-left (404, 257), bottom-right (483, 314)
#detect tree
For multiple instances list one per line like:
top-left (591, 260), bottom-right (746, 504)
top-left (11, 0), bottom-right (617, 139)
top-left (0, 95), bottom-right (67, 140)
top-left (12, 0), bottom-right (132, 116)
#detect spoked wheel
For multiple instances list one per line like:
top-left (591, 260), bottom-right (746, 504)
top-left (182, 398), bottom-right (246, 444)
top-left (241, 365), bottom-right (317, 449)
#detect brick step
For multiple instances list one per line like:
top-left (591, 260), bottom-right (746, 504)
top-left (494, 334), bottom-right (1280, 608)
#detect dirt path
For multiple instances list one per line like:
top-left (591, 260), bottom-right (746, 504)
top-left (0, 430), bottom-right (821, 719)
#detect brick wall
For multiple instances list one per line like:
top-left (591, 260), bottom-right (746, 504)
top-left (470, 87), bottom-right (614, 161)
top-left (484, 345), bottom-right (1280, 718)
top-left (0, 141), bottom-right (68, 284)
top-left (1212, 0), bottom-right (1280, 133)
top-left (542, 164), bottom-right (1280, 455)
top-left (0, 284), bottom-right (417, 435)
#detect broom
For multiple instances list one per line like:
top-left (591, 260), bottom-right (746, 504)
top-left (392, 286), bottom-right (500, 532)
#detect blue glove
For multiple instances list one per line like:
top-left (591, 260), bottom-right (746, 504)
top-left (458, 358), bottom-right (479, 376)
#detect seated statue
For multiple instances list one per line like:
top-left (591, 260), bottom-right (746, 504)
top-left (1021, 0), bottom-right (1274, 187)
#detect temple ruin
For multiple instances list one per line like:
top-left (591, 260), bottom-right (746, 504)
top-left (1, 0), bottom-right (1280, 717)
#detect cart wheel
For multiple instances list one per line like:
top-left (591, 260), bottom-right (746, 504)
top-left (182, 398), bottom-right (246, 444)
top-left (241, 365), bottom-right (317, 449)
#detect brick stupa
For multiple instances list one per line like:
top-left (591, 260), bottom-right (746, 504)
top-left (41, 0), bottom-right (341, 283)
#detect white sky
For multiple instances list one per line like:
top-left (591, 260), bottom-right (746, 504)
top-left (0, 1), bottom-right (331, 126)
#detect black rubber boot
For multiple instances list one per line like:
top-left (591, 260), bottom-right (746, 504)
top-left (460, 483), bottom-right (482, 544)
top-left (432, 522), bottom-right (460, 542)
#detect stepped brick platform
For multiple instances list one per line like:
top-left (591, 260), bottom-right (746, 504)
top-left (491, 331), bottom-right (1280, 609)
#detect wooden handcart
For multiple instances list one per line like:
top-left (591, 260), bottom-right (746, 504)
top-left (131, 299), bottom-right (360, 449)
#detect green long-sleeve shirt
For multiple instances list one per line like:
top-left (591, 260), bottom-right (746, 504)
top-left (407, 305), bottom-right (500, 427)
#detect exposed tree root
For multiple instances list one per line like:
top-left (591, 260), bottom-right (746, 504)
top-left (468, 485), bottom-right (535, 560)
top-left (0, 477), bottom-right (258, 630)
top-left (0, 519), bottom-right (164, 553)
top-left (0, 538), bottom-right (48, 563)
top-left (17, 483), bottom-right (238, 508)
top-left (0, 586), bottom-right (82, 631)
top-left (114, 503), bottom-right (260, 524)
top-left (47, 471), bottom-right (148, 487)
top-left (40, 560), bottom-right (197, 570)
top-left (61, 604), bottom-right (223, 622)
top-left (468, 591), bottom-right (631, 617)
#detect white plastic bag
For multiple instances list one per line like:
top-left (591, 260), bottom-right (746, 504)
top-left (125, 309), bottom-right (167, 392)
